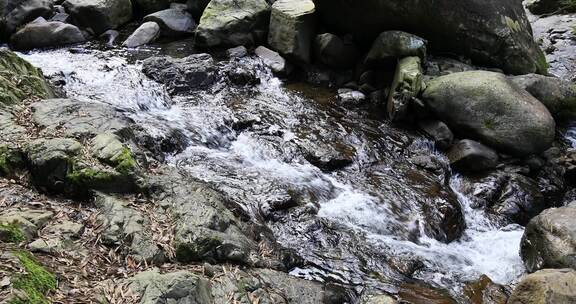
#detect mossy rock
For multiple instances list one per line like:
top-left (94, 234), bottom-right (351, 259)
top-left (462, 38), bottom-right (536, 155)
top-left (0, 145), bottom-right (24, 177)
top-left (0, 48), bottom-right (53, 106)
top-left (9, 251), bottom-right (57, 304)
top-left (0, 222), bottom-right (25, 243)
top-left (91, 133), bottom-right (138, 175)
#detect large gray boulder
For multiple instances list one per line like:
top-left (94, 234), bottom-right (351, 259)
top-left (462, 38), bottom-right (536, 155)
top-left (196, 0), bottom-right (269, 47)
top-left (268, 0), bottom-right (316, 64)
top-left (508, 269), bottom-right (576, 304)
top-left (510, 73), bottom-right (576, 120)
top-left (422, 71), bottom-right (555, 156)
top-left (63, 0), bottom-right (133, 34)
top-left (143, 8), bottom-right (196, 37)
top-left (123, 21), bottom-right (161, 48)
top-left (447, 139), bottom-right (499, 173)
top-left (2, 0), bottom-right (53, 35)
top-left (10, 19), bottom-right (86, 51)
top-left (520, 202), bottom-right (576, 272)
top-left (313, 0), bottom-right (548, 75)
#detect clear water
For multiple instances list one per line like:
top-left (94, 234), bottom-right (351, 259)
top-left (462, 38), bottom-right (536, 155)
top-left (20, 47), bottom-right (526, 297)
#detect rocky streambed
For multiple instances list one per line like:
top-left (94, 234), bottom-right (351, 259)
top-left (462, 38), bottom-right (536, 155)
top-left (1, 0), bottom-right (576, 304)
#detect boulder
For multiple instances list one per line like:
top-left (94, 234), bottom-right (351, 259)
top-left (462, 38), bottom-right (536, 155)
top-left (26, 138), bottom-right (83, 192)
top-left (226, 45), bottom-right (248, 58)
top-left (63, 0), bottom-right (133, 34)
top-left (520, 202), bottom-right (576, 272)
top-left (143, 8), bottom-right (196, 37)
top-left (508, 269), bottom-right (576, 304)
top-left (387, 56), bottom-right (423, 122)
top-left (422, 71), bottom-right (555, 156)
top-left (510, 74), bottom-right (576, 120)
top-left (463, 275), bottom-right (510, 304)
top-left (417, 119), bottom-right (453, 150)
top-left (10, 20), bottom-right (86, 51)
top-left (0, 48), bottom-right (53, 105)
top-left (365, 31), bottom-right (426, 68)
top-left (314, 33), bottom-right (358, 69)
top-left (123, 21), bottom-right (161, 48)
top-left (268, 0), bottom-right (316, 63)
top-left (126, 270), bottom-right (212, 303)
top-left (447, 139), bottom-right (499, 173)
top-left (313, 0), bottom-right (548, 75)
top-left (3, 0), bottom-right (53, 35)
top-left (142, 53), bottom-right (217, 94)
top-left (196, 0), bottom-right (270, 47)
top-left (254, 45), bottom-right (290, 75)
top-left (525, 0), bottom-right (565, 15)
top-left (461, 171), bottom-right (548, 225)
top-left (31, 99), bottom-right (131, 138)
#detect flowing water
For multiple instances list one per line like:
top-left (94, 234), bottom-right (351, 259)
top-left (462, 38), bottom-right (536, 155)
top-left (19, 46), bottom-right (526, 300)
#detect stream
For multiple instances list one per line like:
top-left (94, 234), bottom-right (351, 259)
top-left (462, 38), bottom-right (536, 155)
top-left (19, 45), bottom-right (526, 300)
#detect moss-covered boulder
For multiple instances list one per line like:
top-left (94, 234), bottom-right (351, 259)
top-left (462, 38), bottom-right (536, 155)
top-left (196, 0), bottom-right (270, 47)
top-left (314, 0), bottom-right (548, 75)
top-left (26, 136), bottom-right (140, 196)
top-left (387, 56), bottom-right (423, 122)
top-left (422, 71), bottom-right (555, 156)
top-left (0, 48), bottom-right (53, 105)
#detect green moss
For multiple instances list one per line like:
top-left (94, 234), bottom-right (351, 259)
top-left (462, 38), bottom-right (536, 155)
top-left (66, 167), bottom-right (115, 186)
top-left (114, 148), bottom-right (137, 175)
top-left (0, 146), bottom-right (24, 177)
top-left (0, 49), bottom-right (52, 105)
top-left (562, 0), bottom-right (576, 11)
top-left (535, 50), bottom-right (549, 75)
top-left (9, 251), bottom-right (56, 304)
top-left (0, 222), bottom-right (25, 243)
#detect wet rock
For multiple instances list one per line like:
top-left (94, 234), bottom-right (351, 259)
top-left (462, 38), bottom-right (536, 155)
top-left (365, 31), bottom-right (426, 68)
top-left (142, 54), bottom-right (217, 94)
top-left (0, 48), bottom-right (53, 105)
top-left (526, 0), bottom-right (565, 15)
top-left (255, 45), bottom-right (290, 75)
top-left (510, 73), bottom-right (576, 120)
top-left (387, 56), bottom-right (423, 122)
top-left (143, 8), bottom-right (196, 37)
top-left (423, 71), bottom-right (555, 156)
top-left (461, 171), bottom-right (548, 225)
top-left (10, 20), bottom-right (86, 51)
top-left (508, 269), bottom-right (576, 304)
top-left (26, 138), bottom-right (83, 192)
top-left (314, 0), bottom-right (548, 75)
top-left (196, 0), bottom-right (270, 47)
top-left (3, 0), bottom-right (53, 35)
top-left (417, 119), bottom-right (453, 150)
top-left (63, 0), bottom-right (133, 34)
top-left (268, 0), bottom-right (316, 64)
top-left (398, 283), bottom-right (458, 304)
top-left (31, 99), bottom-right (131, 139)
top-left (447, 140), bottom-right (498, 173)
top-left (338, 90), bottom-right (366, 106)
top-left (520, 202), bottom-right (576, 272)
top-left (123, 21), bottom-right (161, 48)
top-left (226, 45), bottom-right (248, 58)
top-left (463, 275), bottom-right (510, 304)
top-left (314, 33), bottom-right (358, 69)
